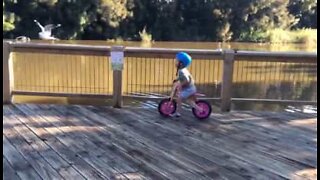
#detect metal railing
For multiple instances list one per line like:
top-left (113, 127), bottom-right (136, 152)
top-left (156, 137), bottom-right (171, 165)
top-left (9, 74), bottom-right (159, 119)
top-left (123, 48), bottom-right (222, 98)
top-left (3, 41), bottom-right (317, 111)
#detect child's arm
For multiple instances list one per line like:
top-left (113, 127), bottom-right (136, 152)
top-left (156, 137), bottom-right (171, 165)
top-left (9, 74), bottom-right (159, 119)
top-left (170, 81), bottom-right (181, 99)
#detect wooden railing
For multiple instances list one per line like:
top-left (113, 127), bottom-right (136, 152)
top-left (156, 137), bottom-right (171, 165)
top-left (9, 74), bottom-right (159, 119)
top-left (3, 41), bottom-right (317, 111)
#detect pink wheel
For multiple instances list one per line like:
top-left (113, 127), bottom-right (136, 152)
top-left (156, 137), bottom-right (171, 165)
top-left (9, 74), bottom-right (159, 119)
top-left (158, 99), bottom-right (177, 117)
top-left (192, 100), bottom-right (212, 120)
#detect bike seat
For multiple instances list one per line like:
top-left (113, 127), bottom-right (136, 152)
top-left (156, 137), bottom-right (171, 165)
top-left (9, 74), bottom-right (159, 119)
top-left (194, 93), bottom-right (205, 97)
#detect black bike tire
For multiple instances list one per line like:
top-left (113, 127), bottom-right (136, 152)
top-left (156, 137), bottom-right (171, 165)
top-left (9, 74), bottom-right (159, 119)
top-left (158, 98), bottom-right (177, 117)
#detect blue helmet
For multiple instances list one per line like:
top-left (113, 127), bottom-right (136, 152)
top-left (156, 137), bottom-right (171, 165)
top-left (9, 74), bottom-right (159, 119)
top-left (176, 52), bottom-right (192, 68)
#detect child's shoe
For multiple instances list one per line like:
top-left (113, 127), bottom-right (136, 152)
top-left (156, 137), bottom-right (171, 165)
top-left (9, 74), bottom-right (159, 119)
top-left (169, 112), bottom-right (181, 118)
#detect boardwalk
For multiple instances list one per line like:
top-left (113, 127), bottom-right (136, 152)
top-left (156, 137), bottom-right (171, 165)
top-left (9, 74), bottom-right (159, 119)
top-left (3, 103), bottom-right (317, 180)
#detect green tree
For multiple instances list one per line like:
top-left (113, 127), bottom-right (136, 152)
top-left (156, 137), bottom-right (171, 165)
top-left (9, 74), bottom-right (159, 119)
top-left (289, 0), bottom-right (317, 28)
top-left (3, 1), bottom-right (17, 36)
top-left (235, 0), bottom-right (298, 41)
top-left (3, 3), bottom-right (14, 32)
top-left (2, 0), bottom-right (317, 41)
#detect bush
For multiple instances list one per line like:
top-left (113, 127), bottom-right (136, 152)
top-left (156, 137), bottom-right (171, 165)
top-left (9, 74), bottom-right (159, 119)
top-left (238, 30), bottom-right (267, 42)
top-left (139, 27), bottom-right (152, 42)
top-left (266, 29), bottom-right (292, 43)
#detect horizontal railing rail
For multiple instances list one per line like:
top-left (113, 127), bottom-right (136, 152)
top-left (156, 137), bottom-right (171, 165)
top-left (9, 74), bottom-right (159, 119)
top-left (3, 41), bottom-right (317, 111)
top-left (235, 50), bottom-right (317, 63)
top-left (10, 42), bottom-right (317, 60)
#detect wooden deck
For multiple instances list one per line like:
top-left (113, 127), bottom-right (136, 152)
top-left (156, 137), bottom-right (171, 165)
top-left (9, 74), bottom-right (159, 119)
top-left (3, 103), bottom-right (317, 180)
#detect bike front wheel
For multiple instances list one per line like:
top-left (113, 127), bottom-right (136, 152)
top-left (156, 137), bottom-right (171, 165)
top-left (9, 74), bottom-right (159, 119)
top-left (192, 100), bottom-right (212, 120)
top-left (158, 98), bottom-right (177, 117)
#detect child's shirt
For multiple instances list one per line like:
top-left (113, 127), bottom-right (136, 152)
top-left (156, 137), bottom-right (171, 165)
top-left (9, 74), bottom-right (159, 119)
top-left (177, 68), bottom-right (195, 89)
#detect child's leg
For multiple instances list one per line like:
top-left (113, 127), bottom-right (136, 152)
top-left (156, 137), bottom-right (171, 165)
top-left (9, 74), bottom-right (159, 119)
top-left (176, 97), bottom-right (182, 113)
top-left (169, 96), bottom-right (182, 117)
top-left (187, 96), bottom-right (203, 112)
top-left (169, 85), bottom-right (182, 117)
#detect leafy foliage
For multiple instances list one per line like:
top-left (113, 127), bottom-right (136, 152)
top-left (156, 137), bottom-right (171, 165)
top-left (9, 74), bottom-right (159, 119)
top-left (3, 0), bottom-right (317, 42)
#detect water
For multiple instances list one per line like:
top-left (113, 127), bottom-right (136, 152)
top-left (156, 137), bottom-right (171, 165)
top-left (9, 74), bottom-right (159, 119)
top-left (11, 40), bottom-right (317, 111)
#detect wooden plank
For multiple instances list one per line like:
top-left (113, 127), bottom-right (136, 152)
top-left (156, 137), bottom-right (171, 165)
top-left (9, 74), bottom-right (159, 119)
top-left (234, 50), bottom-right (317, 63)
top-left (3, 157), bottom-right (21, 180)
top-left (3, 136), bottom-right (42, 180)
top-left (225, 112), bottom-right (317, 149)
top-left (12, 90), bottom-right (113, 98)
top-left (230, 98), bottom-right (317, 105)
top-left (202, 111), bottom-right (317, 169)
top-left (3, 107), bottom-right (109, 180)
top-left (205, 113), bottom-right (317, 167)
top-left (113, 70), bottom-right (123, 108)
top-left (221, 49), bottom-right (235, 112)
top-left (3, 42), bottom-right (12, 104)
top-left (112, 46), bottom-right (124, 108)
top-left (271, 111), bottom-right (317, 132)
top-left (26, 104), bottom-right (145, 180)
top-left (6, 105), bottom-right (87, 180)
top-left (219, 131), bottom-right (316, 168)
top-left (129, 104), bottom-right (316, 150)
top-left (217, 124), bottom-right (316, 167)
top-left (135, 107), bottom-right (310, 179)
top-left (186, 108), bottom-right (315, 151)
top-left (103, 106), bottom-right (288, 180)
top-left (52, 105), bottom-right (198, 180)
top-left (13, 104), bottom-right (121, 179)
top-left (180, 111), bottom-right (317, 176)
top-left (111, 108), bottom-right (280, 179)
top-left (79, 109), bottom-right (245, 180)
top-left (124, 51), bottom-right (222, 59)
top-left (209, 112), bottom-right (316, 153)
top-left (234, 55), bottom-right (317, 63)
top-left (206, 111), bottom-right (316, 147)
top-left (13, 48), bottom-right (108, 56)
top-left (286, 118), bottom-right (317, 132)
top-left (11, 43), bottom-right (111, 56)
top-left (73, 105), bottom-right (269, 180)
top-left (11, 89), bottom-right (317, 106)
top-left (4, 104), bottom-right (316, 180)
top-left (224, 119), bottom-right (315, 152)
top-left (53, 104), bottom-right (214, 180)
top-left (11, 42), bottom-right (316, 63)
top-left (3, 116), bottom-right (64, 180)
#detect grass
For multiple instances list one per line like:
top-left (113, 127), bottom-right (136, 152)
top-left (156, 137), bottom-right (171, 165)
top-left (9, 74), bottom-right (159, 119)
top-left (266, 28), bottom-right (317, 45)
top-left (238, 28), bottom-right (317, 45)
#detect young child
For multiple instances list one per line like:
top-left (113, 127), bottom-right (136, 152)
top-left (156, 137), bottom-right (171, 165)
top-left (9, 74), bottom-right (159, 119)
top-left (169, 52), bottom-right (203, 117)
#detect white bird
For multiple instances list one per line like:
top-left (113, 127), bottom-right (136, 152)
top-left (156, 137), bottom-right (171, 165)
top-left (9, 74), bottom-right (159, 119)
top-left (34, 20), bottom-right (61, 40)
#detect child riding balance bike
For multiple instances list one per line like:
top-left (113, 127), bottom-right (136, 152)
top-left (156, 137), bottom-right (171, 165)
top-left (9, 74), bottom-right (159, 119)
top-left (158, 52), bottom-right (212, 120)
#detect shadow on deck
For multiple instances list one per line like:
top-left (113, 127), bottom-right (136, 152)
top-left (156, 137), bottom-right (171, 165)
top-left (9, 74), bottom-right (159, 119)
top-left (3, 103), bottom-right (317, 180)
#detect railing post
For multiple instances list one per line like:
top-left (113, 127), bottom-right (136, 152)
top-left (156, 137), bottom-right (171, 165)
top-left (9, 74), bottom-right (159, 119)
top-left (111, 46), bottom-right (124, 108)
top-left (3, 41), bottom-right (13, 104)
top-left (220, 49), bottom-right (235, 112)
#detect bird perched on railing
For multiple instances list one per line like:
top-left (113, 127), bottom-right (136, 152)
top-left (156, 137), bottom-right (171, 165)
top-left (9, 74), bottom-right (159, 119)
top-left (15, 36), bottom-right (31, 43)
top-left (34, 20), bottom-right (61, 40)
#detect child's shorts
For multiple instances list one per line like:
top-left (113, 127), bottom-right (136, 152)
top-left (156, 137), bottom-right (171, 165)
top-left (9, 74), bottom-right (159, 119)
top-left (179, 86), bottom-right (196, 99)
